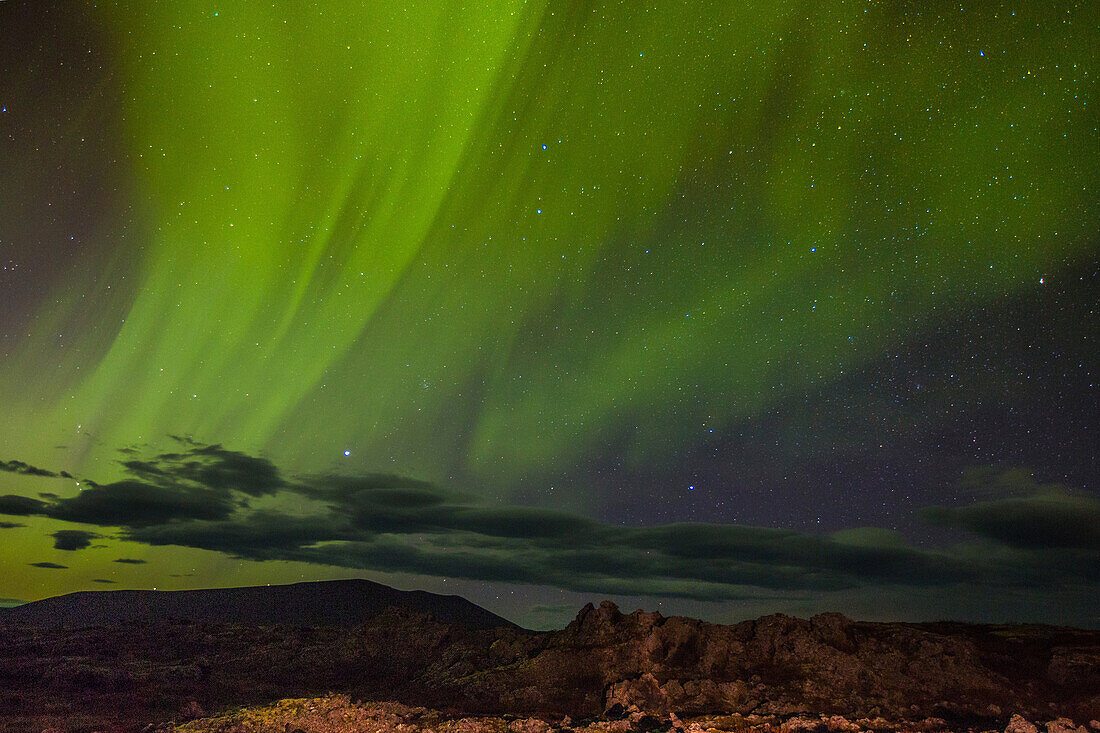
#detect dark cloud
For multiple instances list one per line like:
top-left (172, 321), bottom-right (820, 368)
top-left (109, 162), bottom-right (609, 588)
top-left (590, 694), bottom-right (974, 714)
top-left (28, 562), bottom-right (67, 569)
top-left (1, 446), bottom-right (1097, 604)
top-left (309, 473), bottom-right (440, 495)
top-left (302, 473), bottom-right (457, 506)
top-left (179, 443), bottom-right (285, 496)
top-left (447, 506), bottom-right (597, 540)
top-left (0, 494), bottom-right (49, 515)
top-left (3, 440), bottom-right (285, 528)
top-left (46, 480), bottom-right (235, 527)
top-left (113, 558), bottom-right (147, 564)
top-left (128, 512), bottom-right (345, 560)
top-left (91, 579), bottom-right (116, 584)
top-left (0, 459), bottom-right (61, 478)
top-left (118, 460), bottom-right (168, 478)
top-left (336, 482), bottom-right (599, 540)
top-left (0, 440), bottom-right (263, 529)
top-left (626, 523), bottom-right (975, 587)
top-left (112, 499), bottom-right (983, 599)
top-left (120, 437), bottom-right (285, 497)
top-left (51, 529), bottom-right (99, 551)
top-left (922, 483), bottom-right (1100, 552)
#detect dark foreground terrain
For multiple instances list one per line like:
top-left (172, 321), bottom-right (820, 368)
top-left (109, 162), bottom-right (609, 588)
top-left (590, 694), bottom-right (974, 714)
top-left (1, 583), bottom-right (1098, 732)
top-left (158, 696), bottom-right (1100, 733)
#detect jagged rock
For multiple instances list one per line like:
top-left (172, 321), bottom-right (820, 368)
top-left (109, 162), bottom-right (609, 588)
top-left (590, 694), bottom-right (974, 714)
top-left (606, 673), bottom-right (670, 716)
top-left (781, 716), bottom-right (823, 732)
top-left (1006, 717), bottom-right (1040, 733)
top-left (826, 716), bottom-right (861, 732)
top-left (1046, 719), bottom-right (1079, 733)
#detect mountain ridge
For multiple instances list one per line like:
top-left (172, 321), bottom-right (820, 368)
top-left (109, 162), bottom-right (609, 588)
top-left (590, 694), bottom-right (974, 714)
top-left (0, 577), bottom-right (518, 630)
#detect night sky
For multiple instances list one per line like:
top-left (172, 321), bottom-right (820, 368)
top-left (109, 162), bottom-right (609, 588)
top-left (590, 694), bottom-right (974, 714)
top-left (1, 0), bottom-right (1096, 629)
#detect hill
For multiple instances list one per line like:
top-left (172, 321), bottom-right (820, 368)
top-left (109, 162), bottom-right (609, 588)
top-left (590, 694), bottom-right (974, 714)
top-left (0, 578), bottom-right (517, 630)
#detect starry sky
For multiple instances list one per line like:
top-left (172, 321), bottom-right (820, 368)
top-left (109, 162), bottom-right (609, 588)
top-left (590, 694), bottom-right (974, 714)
top-left (0, 0), bottom-right (1096, 629)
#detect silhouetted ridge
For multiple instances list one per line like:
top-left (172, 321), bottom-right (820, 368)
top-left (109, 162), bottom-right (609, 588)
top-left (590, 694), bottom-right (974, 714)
top-left (0, 578), bottom-right (517, 630)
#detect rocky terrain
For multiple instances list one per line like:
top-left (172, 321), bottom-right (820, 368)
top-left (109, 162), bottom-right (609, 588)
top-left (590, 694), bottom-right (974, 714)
top-left (1, 585), bottom-right (1097, 733)
top-left (448, 601), bottom-right (1100, 720)
top-left (152, 696), bottom-right (1100, 733)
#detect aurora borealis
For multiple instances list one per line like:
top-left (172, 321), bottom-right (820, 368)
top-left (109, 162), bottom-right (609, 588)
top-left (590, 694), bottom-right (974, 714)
top-left (0, 0), bottom-right (1096, 628)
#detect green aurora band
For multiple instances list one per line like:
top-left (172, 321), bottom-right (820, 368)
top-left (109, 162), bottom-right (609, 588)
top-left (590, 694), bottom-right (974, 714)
top-left (2, 0), bottom-right (1095, 503)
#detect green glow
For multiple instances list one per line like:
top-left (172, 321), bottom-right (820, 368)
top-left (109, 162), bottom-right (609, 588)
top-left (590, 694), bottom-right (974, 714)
top-left (2, 0), bottom-right (1094, 499)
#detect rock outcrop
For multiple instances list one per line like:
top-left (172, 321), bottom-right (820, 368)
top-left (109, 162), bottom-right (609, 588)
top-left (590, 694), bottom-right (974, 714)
top-left (410, 602), bottom-right (1099, 723)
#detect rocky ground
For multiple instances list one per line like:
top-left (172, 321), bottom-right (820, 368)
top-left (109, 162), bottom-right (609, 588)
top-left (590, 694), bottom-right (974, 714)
top-left (3, 602), bottom-right (1098, 732)
top-left (152, 695), bottom-right (1100, 733)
